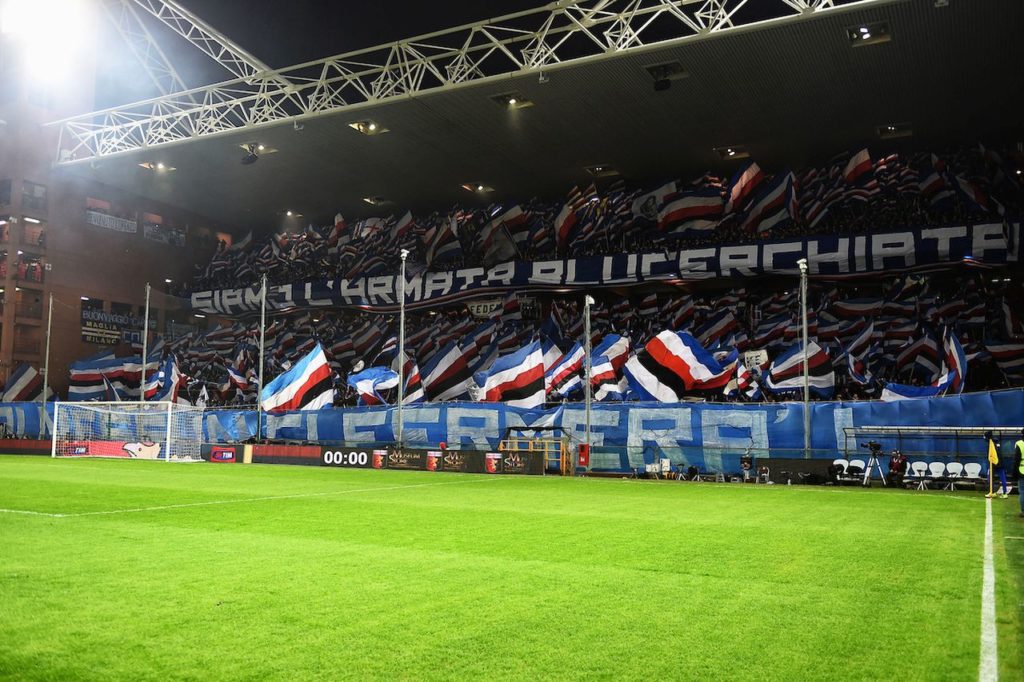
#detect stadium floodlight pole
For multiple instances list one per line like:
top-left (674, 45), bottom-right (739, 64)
top-left (396, 249), bottom-right (409, 448)
top-left (798, 258), bottom-right (810, 458)
top-left (39, 293), bottom-right (54, 438)
top-left (140, 282), bottom-right (151, 403)
top-left (584, 295), bottom-right (595, 452)
top-left (256, 274), bottom-right (267, 441)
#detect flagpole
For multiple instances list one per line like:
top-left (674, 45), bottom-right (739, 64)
top-left (140, 282), bottom-right (150, 403)
top-left (39, 293), bottom-right (53, 438)
top-left (798, 258), bottom-right (810, 458)
top-left (256, 274), bottom-right (267, 442)
top-left (584, 295), bottom-right (594, 454)
top-left (396, 249), bottom-right (408, 448)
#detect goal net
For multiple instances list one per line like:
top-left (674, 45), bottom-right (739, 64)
top-left (51, 402), bottom-right (205, 462)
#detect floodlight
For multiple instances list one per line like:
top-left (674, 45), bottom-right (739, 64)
top-left (2, 0), bottom-right (94, 83)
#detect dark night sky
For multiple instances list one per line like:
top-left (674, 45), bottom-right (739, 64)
top-left (95, 1), bottom-right (546, 107)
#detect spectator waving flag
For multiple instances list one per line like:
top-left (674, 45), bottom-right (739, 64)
top-left (2, 363), bottom-right (44, 402)
top-left (346, 367), bottom-right (400, 406)
top-left (623, 331), bottom-right (734, 402)
top-left (260, 343), bottom-right (334, 412)
top-left (479, 341), bottom-right (545, 408)
top-left (724, 161), bottom-right (764, 214)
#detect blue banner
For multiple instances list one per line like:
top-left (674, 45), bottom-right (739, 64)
top-left (5, 389), bottom-right (1020, 473)
top-left (191, 223), bottom-right (1020, 315)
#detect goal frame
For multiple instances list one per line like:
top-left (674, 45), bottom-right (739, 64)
top-left (51, 401), bottom-right (203, 462)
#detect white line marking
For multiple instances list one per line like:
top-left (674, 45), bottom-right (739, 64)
top-left (979, 497), bottom-right (998, 682)
top-left (1004, 536), bottom-right (1024, 541)
top-left (0, 508), bottom-right (64, 517)
top-left (0, 476), bottom-right (501, 519)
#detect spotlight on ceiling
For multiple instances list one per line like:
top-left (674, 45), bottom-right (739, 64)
top-left (847, 22), bottom-right (891, 46)
top-left (876, 122), bottom-right (913, 139)
top-left (645, 61), bottom-right (689, 92)
top-left (462, 182), bottom-right (494, 194)
top-left (714, 145), bottom-right (750, 160)
top-left (349, 120), bottom-right (388, 136)
top-left (490, 92), bottom-right (532, 109)
top-left (241, 143), bottom-right (260, 165)
top-left (585, 164), bottom-right (620, 179)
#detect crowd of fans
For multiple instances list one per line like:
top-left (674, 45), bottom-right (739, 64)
top-left (160, 269), bottom-right (1024, 408)
top-left (186, 143), bottom-right (1021, 294)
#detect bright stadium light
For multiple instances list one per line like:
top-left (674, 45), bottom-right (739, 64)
top-left (1, 0), bottom-right (94, 83)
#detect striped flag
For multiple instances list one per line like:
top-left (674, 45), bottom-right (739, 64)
top-left (623, 331), bottom-right (734, 402)
top-left (764, 341), bottom-right (835, 398)
top-left (479, 341), bottom-right (545, 408)
top-left (2, 363), bottom-right (44, 402)
top-left (260, 344), bottom-right (334, 412)
top-left (546, 343), bottom-right (584, 398)
top-left (724, 161), bottom-right (764, 214)
top-left (346, 367), bottom-right (400, 406)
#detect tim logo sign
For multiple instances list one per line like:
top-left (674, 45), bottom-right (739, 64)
top-left (209, 446), bottom-right (237, 463)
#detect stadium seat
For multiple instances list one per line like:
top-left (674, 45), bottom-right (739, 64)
top-left (927, 462), bottom-right (947, 489)
top-left (832, 458), bottom-right (849, 473)
top-left (944, 462), bottom-right (965, 490)
top-left (848, 459), bottom-right (866, 475)
top-left (963, 462), bottom-right (983, 486)
top-left (909, 462), bottom-right (929, 490)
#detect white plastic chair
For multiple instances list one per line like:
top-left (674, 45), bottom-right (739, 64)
top-left (945, 462), bottom-right (964, 490)
top-left (963, 462), bottom-right (983, 482)
top-left (848, 459), bottom-right (867, 476)
top-left (832, 458), bottom-right (849, 473)
top-left (909, 461), bottom-right (929, 490)
top-left (927, 462), bottom-right (947, 489)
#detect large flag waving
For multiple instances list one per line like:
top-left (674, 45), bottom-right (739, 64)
top-left (260, 343), bottom-right (334, 412)
top-left (479, 341), bottom-right (545, 408)
top-left (764, 341), bottom-right (835, 398)
top-left (624, 331), bottom-right (733, 402)
top-left (347, 367), bottom-right (399, 406)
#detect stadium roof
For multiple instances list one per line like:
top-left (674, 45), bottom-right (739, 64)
top-left (56, 0), bottom-right (1024, 231)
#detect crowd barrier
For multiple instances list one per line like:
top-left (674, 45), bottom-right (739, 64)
top-left (4, 389), bottom-right (1021, 474)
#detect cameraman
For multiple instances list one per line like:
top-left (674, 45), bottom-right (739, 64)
top-left (888, 449), bottom-right (908, 487)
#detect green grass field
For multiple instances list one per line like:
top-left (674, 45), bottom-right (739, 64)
top-left (1, 456), bottom-right (1021, 680)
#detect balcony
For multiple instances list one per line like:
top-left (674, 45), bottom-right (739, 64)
top-left (15, 303), bottom-right (43, 320)
top-left (13, 338), bottom-right (41, 355)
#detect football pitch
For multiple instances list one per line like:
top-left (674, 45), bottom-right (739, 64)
top-left (1, 457), bottom-right (1021, 680)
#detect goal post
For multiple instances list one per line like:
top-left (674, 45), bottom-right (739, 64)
top-left (51, 401), bottom-right (205, 462)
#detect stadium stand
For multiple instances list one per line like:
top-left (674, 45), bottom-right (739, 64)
top-left (56, 143), bottom-right (1022, 409)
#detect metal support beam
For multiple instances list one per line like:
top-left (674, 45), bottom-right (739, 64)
top-left (52, 0), bottom-right (893, 164)
top-left (102, 0), bottom-right (190, 96)
top-left (127, 0), bottom-right (274, 80)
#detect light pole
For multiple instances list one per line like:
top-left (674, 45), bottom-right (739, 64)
top-left (256, 274), bottom-right (267, 440)
top-left (396, 249), bottom-right (409, 449)
top-left (140, 283), bottom-right (150, 403)
top-left (39, 293), bottom-right (53, 438)
top-left (798, 258), bottom-right (810, 459)
top-left (583, 295), bottom-right (594, 452)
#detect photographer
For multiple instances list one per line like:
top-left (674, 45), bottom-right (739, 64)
top-left (888, 449), bottom-right (908, 487)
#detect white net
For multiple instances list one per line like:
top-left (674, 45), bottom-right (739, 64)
top-left (51, 402), bottom-right (205, 462)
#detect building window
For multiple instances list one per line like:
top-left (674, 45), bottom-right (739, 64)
top-left (21, 181), bottom-right (47, 213)
top-left (81, 298), bottom-right (104, 312)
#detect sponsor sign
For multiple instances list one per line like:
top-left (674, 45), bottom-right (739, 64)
top-left (80, 308), bottom-right (156, 345)
top-left (387, 449), bottom-right (426, 470)
top-left (209, 446), bottom-right (237, 463)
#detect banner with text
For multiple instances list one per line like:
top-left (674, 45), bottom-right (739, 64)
top-left (192, 223), bottom-right (1020, 315)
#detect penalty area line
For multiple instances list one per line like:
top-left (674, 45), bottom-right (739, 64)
top-left (0, 476), bottom-right (505, 519)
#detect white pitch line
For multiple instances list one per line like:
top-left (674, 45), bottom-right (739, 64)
top-left (0, 476), bottom-right (502, 519)
top-left (979, 497), bottom-right (998, 682)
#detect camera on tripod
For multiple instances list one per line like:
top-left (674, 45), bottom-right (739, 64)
top-left (860, 440), bottom-right (882, 454)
